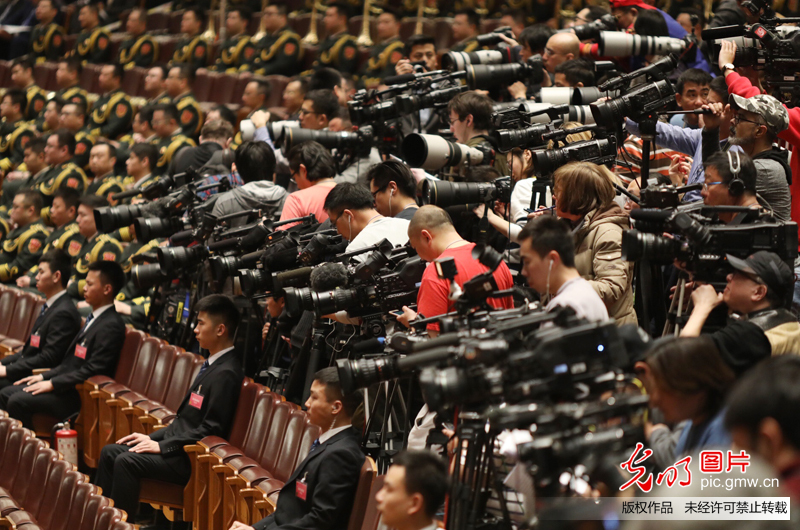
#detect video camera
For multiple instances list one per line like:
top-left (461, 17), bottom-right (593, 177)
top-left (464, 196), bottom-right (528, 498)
top-left (465, 56), bottom-right (545, 90)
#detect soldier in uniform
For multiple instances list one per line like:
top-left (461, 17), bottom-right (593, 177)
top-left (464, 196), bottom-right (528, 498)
top-left (29, 0), bottom-right (65, 64)
top-left (246, 2), bottom-right (302, 76)
top-left (165, 65), bottom-right (204, 139)
top-left (0, 89), bottom-right (35, 176)
top-left (117, 8), bottom-right (158, 69)
top-left (67, 195), bottom-right (123, 300)
top-left (171, 7), bottom-right (209, 71)
top-left (86, 143), bottom-right (125, 205)
top-left (230, 79), bottom-right (271, 150)
top-left (31, 130), bottom-right (89, 222)
top-left (358, 8), bottom-right (404, 90)
top-left (150, 104), bottom-right (196, 176)
top-left (10, 57), bottom-right (47, 122)
top-left (34, 98), bottom-right (62, 135)
top-left (315, 2), bottom-right (359, 75)
top-left (143, 66), bottom-right (171, 105)
top-left (210, 7), bottom-right (256, 73)
top-left (0, 190), bottom-right (49, 284)
top-left (0, 137), bottom-right (48, 217)
top-left (53, 59), bottom-right (90, 113)
top-left (89, 64), bottom-right (134, 140)
top-left (15, 188), bottom-right (84, 290)
top-left (69, 3), bottom-right (111, 64)
top-left (450, 9), bottom-right (481, 52)
top-left (58, 101), bottom-right (95, 173)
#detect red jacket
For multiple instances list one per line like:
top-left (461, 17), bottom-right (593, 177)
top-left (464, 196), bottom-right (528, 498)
top-left (725, 72), bottom-right (800, 250)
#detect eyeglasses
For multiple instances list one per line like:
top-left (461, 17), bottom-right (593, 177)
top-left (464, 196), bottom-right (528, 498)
top-left (702, 180), bottom-right (724, 190)
top-left (733, 115), bottom-right (764, 126)
top-left (299, 108), bottom-right (316, 117)
top-left (448, 116), bottom-right (463, 126)
top-left (329, 211), bottom-right (343, 225)
top-left (371, 185), bottom-right (387, 199)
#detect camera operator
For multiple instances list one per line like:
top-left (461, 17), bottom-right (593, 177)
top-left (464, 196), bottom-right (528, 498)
top-left (277, 141), bottom-right (337, 229)
top-left (397, 35), bottom-right (443, 136)
top-left (669, 69), bottom-right (711, 129)
top-left (375, 450), bottom-right (449, 530)
top-left (324, 182), bottom-right (410, 259)
top-left (699, 151), bottom-right (761, 223)
top-left (543, 32), bottom-right (580, 81)
top-left (610, 0), bottom-right (686, 40)
top-left (207, 141), bottom-right (286, 225)
top-left (298, 89), bottom-right (338, 131)
top-left (725, 356), bottom-right (800, 502)
top-left (635, 336), bottom-right (734, 459)
top-left (553, 58), bottom-right (596, 88)
top-left (702, 94), bottom-right (791, 222)
top-left (448, 91), bottom-right (509, 178)
top-left (366, 161), bottom-right (419, 221)
top-left (519, 216), bottom-right (608, 321)
top-left (681, 251), bottom-right (800, 363)
top-left (625, 76), bottom-right (735, 203)
top-left (172, 119), bottom-right (235, 176)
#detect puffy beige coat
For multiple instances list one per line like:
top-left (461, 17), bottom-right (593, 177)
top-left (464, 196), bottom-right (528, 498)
top-left (573, 204), bottom-right (637, 325)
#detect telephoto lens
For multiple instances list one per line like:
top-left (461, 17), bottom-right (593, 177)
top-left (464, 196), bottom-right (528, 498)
top-left (132, 263), bottom-right (167, 290)
top-left (621, 229), bottom-right (685, 263)
top-left (336, 356), bottom-right (401, 395)
top-left (538, 87), bottom-right (613, 106)
top-left (589, 79), bottom-right (674, 124)
top-left (281, 128), bottom-right (363, 153)
top-left (492, 123), bottom-right (553, 151)
top-left (133, 216), bottom-right (186, 241)
top-left (94, 204), bottom-right (146, 234)
top-left (596, 31), bottom-right (686, 57)
top-left (157, 246), bottom-right (208, 274)
top-left (532, 138), bottom-right (617, 177)
top-left (466, 56), bottom-right (545, 90)
top-left (402, 134), bottom-right (488, 170)
top-left (567, 13), bottom-right (618, 41)
top-left (348, 99), bottom-right (400, 126)
top-left (442, 49), bottom-right (513, 71)
top-left (518, 101), bottom-right (596, 125)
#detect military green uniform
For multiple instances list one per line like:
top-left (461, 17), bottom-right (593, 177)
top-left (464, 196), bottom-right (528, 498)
top-left (72, 127), bottom-right (96, 173)
top-left (0, 119), bottom-right (35, 174)
top-left (171, 34), bottom-right (209, 70)
top-left (71, 26), bottom-right (112, 64)
top-left (246, 26), bottom-right (302, 76)
top-left (314, 31), bottom-right (359, 75)
top-left (67, 233), bottom-right (123, 298)
top-left (30, 23), bottom-right (65, 64)
top-left (31, 162), bottom-right (88, 222)
top-left (450, 37), bottom-right (479, 53)
top-left (53, 85), bottom-right (90, 114)
top-left (359, 37), bottom-right (404, 90)
top-left (89, 89), bottom-right (133, 140)
top-left (0, 220), bottom-right (48, 282)
top-left (211, 33), bottom-right (256, 73)
top-left (23, 221), bottom-right (84, 281)
top-left (24, 84), bottom-right (47, 122)
top-left (118, 34), bottom-right (158, 69)
top-left (86, 173), bottom-right (126, 205)
top-left (0, 216), bottom-right (9, 243)
top-left (150, 92), bottom-right (172, 106)
top-left (151, 131), bottom-right (196, 176)
top-left (172, 92), bottom-right (203, 139)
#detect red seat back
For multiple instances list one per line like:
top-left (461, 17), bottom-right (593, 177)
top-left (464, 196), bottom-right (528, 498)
top-left (240, 391), bottom-right (281, 459)
top-left (114, 329), bottom-right (145, 386)
top-left (0, 289), bottom-right (19, 336)
top-left (5, 292), bottom-right (39, 341)
top-left (79, 493), bottom-right (112, 530)
top-left (34, 459), bottom-right (71, 526)
top-left (49, 470), bottom-right (84, 530)
top-left (257, 401), bottom-right (292, 475)
top-left (271, 408), bottom-right (307, 483)
top-left (162, 352), bottom-right (202, 411)
top-left (22, 446), bottom-right (57, 516)
top-left (225, 378), bottom-right (261, 449)
top-left (11, 437), bottom-right (46, 499)
top-left (126, 337), bottom-right (162, 394)
top-left (144, 343), bottom-right (179, 403)
top-left (295, 419), bottom-right (321, 471)
top-left (64, 482), bottom-right (94, 530)
top-left (0, 426), bottom-right (26, 489)
top-left (95, 505), bottom-right (125, 530)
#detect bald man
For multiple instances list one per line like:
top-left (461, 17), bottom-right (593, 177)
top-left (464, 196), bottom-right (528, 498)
top-left (397, 205), bottom-right (514, 338)
top-left (543, 32), bottom-right (580, 74)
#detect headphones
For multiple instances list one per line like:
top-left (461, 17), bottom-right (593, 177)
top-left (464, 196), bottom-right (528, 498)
top-left (727, 150), bottom-right (745, 196)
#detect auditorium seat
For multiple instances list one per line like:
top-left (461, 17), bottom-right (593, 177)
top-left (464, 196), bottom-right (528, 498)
top-left (213, 74), bottom-right (239, 105)
top-left (0, 289), bottom-right (19, 338)
top-left (0, 292), bottom-right (41, 348)
top-left (434, 18), bottom-right (455, 50)
top-left (32, 459), bottom-right (70, 529)
top-left (348, 16), bottom-right (378, 42)
top-left (80, 64), bottom-right (102, 94)
top-left (121, 67), bottom-right (146, 99)
top-left (168, 11), bottom-right (183, 35)
top-left (77, 491), bottom-right (112, 530)
top-left (153, 37), bottom-right (179, 76)
top-left (262, 75), bottom-right (289, 108)
top-left (356, 47), bottom-right (371, 73)
top-left (481, 19), bottom-right (505, 34)
top-left (0, 426), bottom-right (28, 491)
top-left (347, 457), bottom-right (378, 530)
top-left (358, 473), bottom-right (385, 530)
top-left (194, 71), bottom-right (216, 103)
top-left (149, 12), bottom-right (170, 33)
top-left (80, 328), bottom-right (144, 467)
top-left (400, 18), bottom-right (434, 41)
top-left (247, 14), bottom-right (261, 36)
top-left (41, 62), bottom-right (59, 91)
top-left (301, 45), bottom-right (318, 72)
top-left (63, 482), bottom-right (96, 530)
top-left (138, 353), bottom-right (204, 434)
top-left (32, 64), bottom-right (54, 92)
top-left (0, 61), bottom-right (11, 88)
top-left (49, 471), bottom-right (87, 530)
top-left (288, 13), bottom-right (325, 42)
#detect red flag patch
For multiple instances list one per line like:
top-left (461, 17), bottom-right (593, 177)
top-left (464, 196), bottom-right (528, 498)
top-left (28, 238), bottom-right (42, 253)
top-left (68, 240), bottom-right (82, 256)
top-left (67, 177), bottom-right (79, 188)
top-left (102, 252), bottom-right (116, 261)
top-left (116, 103), bottom-right (127, 118)
top-left (181, 110), bottom-right (193, 124)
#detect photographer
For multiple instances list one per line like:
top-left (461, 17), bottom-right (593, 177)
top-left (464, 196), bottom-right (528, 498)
top-left (669, 69), bottom-right (711, 129)
top-left (543, 32), bottom-right (580, 78)
top-left (207, 141), bottom-right (286, 224)
top-left (323, 182), bottom-right (410, 259)
top-left (397, 205), bottom-right (513, 337)
top-left (519, 216), bottom-right (608, 321)
top-left (635, 336), bottom-right (734, 458)
top-left (366, 161), bottom-right (419, 221)
top-left (172, 119), bottom-right (235, 176)
top-left (681, 251), bottom-right (800, 363)
top-left (277, 141), bottom-right (337, 228)
top-left (553, 58), bottom-right (596, 88)
top-left (395, 34), bottom-right (437, 77)
top-left (699, 151), bottom-right (761, 223)
top-left (702, 94), bottom-right (791, 222)
top-left (448, 91), bottom-right (509, 178)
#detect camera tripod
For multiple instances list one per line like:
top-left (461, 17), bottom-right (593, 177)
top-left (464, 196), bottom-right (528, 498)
top-left (361, 374), bottom-right (410, 474)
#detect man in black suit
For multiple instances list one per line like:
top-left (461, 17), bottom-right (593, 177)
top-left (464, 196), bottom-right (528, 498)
top-left (94, 294), bottom-right (245, 520)
top-left (0, 249), bottom-right (81, 391)
top-left (230, 367), bottom-right (365, 530)
top-left (0, 260), bottom-right (126, 429)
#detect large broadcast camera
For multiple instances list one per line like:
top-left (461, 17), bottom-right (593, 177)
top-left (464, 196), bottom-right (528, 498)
top-left (465, 56), bottom-right (546, 90)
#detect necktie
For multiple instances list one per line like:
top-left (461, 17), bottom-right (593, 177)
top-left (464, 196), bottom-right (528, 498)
top-left (81, 313), bottom-right (94, 333)
top-left (30, 303), bottom-right (48, 332)
top-left (309, 439), bottom-right (320, 456)
top-left (39, 304), bottom-right (48, 317)
top-left (193, 360), bottom-right (210, 385)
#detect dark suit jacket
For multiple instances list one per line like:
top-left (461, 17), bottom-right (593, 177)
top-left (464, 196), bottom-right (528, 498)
top-left (1, 292), bottom-right (81, 382)
top-left (171, 142), bottom-right (225, 177)
top-left (41, 305), bottom-right (125, 394)
top-left (149, 349), bottom-right (244, 456)
top-left (254, 427), bottom-right (365, 530)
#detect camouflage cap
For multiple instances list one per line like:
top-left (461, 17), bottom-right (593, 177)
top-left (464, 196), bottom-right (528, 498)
top-left (729, 94), bottom-right (789, 135)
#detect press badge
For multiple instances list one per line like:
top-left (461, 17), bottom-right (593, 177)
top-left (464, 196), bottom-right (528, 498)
top-left (30, 334), bottom-right (40, 348)
top-left (189, 386), bottom-right (204, 409)
top-left (74, 342), bottom-right (87, 359)
top-left (296, 472), bottom-right (308, 501)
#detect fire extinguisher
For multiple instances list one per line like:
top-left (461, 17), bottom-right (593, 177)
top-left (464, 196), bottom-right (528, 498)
top-left (54, 421), bottom-right (78, 466)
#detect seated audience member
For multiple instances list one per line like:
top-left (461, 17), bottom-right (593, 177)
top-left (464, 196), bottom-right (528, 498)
top-left (0, 260), bottom-right (127, 429)
top-left (682, 251), bottom-right (800, 365)
top-left (67, 195), bottom-right (123, 300)
top-left (95, 294), bottom-right (245, 519)
top-left (230, 367), bottom-right (365, 530)
top-left (0, 189), bottom-right (48, 284)
top-left (0, 249), bottom-right (81, 390)
top-left (367, 161), bottom-right (419, 221)
top-left (277, 141), bottom-right (337, 228)
top-left (376, 450), bottom-right (449, 530)
top-left (519, 216), bottom-right (608, 321)
top-left (324, 182), bottom-right (410, 258)
top-left (208, 141), bottom-right (287, 224)
top-left (635, 336), bottom-right (735, 459)
top-left (725, 356), bottom-right (800, 502)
